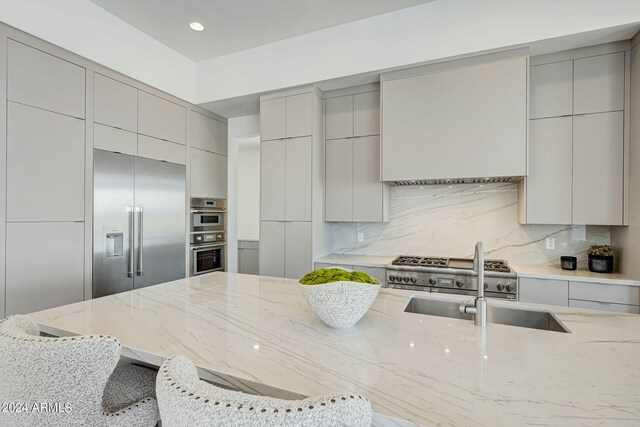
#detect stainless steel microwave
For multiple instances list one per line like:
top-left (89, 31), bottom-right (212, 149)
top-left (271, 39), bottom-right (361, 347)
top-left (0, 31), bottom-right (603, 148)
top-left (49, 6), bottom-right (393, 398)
top-left (191, 211), bottom-right (226, 232)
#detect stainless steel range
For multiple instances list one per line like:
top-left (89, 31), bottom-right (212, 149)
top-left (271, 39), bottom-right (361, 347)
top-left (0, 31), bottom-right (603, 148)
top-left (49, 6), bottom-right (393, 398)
top-left (386, 256), bottom-right (517, 299)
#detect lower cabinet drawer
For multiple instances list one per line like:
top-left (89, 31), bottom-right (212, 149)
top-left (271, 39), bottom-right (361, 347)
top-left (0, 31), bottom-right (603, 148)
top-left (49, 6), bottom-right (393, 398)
top-left (569, 281), bottom-right (640, 306)
top-left (314, 262), bottom-right (353, 270)
top-left (569, 299), bottom-right (640, 314)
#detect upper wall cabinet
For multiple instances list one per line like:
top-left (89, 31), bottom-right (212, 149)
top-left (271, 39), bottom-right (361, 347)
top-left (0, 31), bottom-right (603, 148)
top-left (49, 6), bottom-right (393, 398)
top-left (520, 49), bottom-right (628, 226)
top-left (94, 73), bottom-right (137, 132)
top-left (138, 91), bottom-right (186, 145)
top-left (325, 91), bottom-right (380, 140)
top-left (574, 53), bottom-right (625, 115)
top-left (190, 110), bottom-right (228, 155)
top-left (381, 56), bottom-right (527, 182)
top-left (572, 112), bottom-right (624, 225)
top-left (529, 60), bottom-right (573, 119)
top-left (260, 93), bottom-right (313, 141)
top-left (191, 111), bottom-right (211, 151)
top-left (6, 102), bottom-right (85, 222)
top-left (524, 117), bottom-right (573, 224)
top-left (325, 89), bottom-right (388, 222)
top-left (7, 40), bottom-right (85, 119)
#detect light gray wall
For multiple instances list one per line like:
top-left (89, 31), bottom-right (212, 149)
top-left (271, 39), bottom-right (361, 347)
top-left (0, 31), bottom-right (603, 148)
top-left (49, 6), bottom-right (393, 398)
top-left (611, 36), bottom-right (640, 277)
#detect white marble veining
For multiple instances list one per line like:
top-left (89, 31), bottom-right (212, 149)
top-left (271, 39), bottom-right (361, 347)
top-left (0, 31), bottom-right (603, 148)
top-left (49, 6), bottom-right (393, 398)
top-left (27, 272), bottom-right (640, 426)
top-left (512, 264), bottom-right (640, 286)
top-left (332, 184), bottom-right (610, 268)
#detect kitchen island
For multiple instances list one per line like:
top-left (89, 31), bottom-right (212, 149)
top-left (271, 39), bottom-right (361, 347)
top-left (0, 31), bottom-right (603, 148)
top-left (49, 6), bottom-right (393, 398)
top-left (28, 272), bottom-right (640, 426)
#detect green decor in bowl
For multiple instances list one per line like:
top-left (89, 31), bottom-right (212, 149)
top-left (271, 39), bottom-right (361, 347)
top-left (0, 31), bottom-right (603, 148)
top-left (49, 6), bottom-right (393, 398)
top-left (299, 268), bottom-right (381, 329)
top-left (587, 245), bottom-right (614, 274)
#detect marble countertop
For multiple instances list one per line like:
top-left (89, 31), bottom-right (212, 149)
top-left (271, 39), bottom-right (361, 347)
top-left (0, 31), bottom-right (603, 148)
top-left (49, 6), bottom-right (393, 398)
top-left (512, 264), bottom-right (640, 286)
top-left (28, 273), bottom-right (640, 426)
top-left (315, 254), bottom-right (396, 268)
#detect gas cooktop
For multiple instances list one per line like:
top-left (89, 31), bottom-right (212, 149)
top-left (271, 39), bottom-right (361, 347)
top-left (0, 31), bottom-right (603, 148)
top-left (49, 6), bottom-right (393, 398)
top-left (391, 256), bottom-right (512, 273)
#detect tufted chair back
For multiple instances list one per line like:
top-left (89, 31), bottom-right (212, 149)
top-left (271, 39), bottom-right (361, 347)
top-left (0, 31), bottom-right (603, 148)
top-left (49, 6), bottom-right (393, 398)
top-left (0, 315), bottom-right (140, 427)
top-left (157, 355), bottom-right (373, 427)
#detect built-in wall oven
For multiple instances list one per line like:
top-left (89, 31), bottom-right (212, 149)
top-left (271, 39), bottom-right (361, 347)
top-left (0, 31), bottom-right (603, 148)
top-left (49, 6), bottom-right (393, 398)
top-left (190, 198), bottom-right (227, 275)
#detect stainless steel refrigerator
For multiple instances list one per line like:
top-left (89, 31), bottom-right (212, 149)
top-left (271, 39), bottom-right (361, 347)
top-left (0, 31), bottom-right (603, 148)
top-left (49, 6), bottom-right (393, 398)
top-left (93, 150), bottom-right (186, 298)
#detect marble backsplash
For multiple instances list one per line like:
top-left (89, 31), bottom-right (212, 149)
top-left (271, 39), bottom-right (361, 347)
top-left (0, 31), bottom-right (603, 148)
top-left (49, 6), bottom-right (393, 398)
top-left (332, 183), bottom-right (610, 268)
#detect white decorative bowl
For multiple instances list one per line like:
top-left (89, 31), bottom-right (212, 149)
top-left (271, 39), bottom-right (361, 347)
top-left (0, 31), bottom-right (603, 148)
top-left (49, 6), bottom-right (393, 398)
top-left (299, 280), bottom-right (381, 329)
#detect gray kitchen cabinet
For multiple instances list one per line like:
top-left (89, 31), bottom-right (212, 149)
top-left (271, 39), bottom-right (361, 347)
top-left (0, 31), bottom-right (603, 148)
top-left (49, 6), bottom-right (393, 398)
top-left (525, 117), bottom-right (573, 224)
top-left (260, 139), bottom-right (286, 220)
top-left (259, 88), bottom-right (328, 280)
top-left (260, 97), bottom-right (286, 141)
top-left (7, 102), bottom-right (84, 222)
top-left (325, 96), bottom-right (354, 140)
top-left (529, 60), bottom-right (573, 119)
top-left (569, 299), bottom-right (640, 314)
top-left (569, 281), bottom-right (640, 306)
top-left (353, 136), bottom-right (386, 222)
top-left (325, 139), bottom-right (354, 221)
top-left (572, 112), bottom-right (623, 225)
top-left (238, 240), bottom-right (259, 275)
top-left (285, 137), bottom-right (312, 221)
top-left (353, 91), bottom-right (380, 137)
top-left (259, 221), bottom-right (285, 278)
top-left (94, 73), bottom-right (137, 132)
top-left (382, 56), bottom-right (527, 181)
top-left (94, 123), bottom-right (137, 156)
top-left (211, 119), bottom-right (228, 155)
top-left (137, 134), bottom-right (186, 165)
top-left (325, 91), bottom-right (380, 140)
top-left (6, 222), bottom-right (84, 315)
top-left (286, 93), bottom-right (313, 138)
top-left (210, 152), bottom-right (228, 198)
top-left (358, 266), bottom-right (386, 284)
top-left (138, 91), bottom-right (186, 145)
top-left (190, 111), bottom-right (211, 151)
top-left (284, 222), bottom-right (312, 279)
top-left (190, 148), bottom-right (210, 197)
top-left (7, 39), bottom-right (85, 119)
top-left (573, 52), bottom-right (625, 115)
top-left (518, 278), bottom-right (569, 306)
top-left (325, 136), bottom-right (388, 222)
top-left (191, 110), bottom-right (228, 155)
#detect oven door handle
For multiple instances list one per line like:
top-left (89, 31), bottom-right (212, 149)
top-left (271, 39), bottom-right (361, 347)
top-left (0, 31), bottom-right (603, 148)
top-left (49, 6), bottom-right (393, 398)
top-left (191, 243), bottom-right (226, 250)
top-left (191, 210), bottom-right (227, 214)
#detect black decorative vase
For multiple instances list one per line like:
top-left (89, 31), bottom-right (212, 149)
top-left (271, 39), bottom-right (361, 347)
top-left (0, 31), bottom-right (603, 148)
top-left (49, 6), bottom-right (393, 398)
top-left (588, 255), bottom-right (614, 274)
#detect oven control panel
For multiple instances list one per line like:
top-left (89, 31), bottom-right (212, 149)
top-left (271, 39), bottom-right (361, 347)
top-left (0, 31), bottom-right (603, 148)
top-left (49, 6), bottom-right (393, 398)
top-left (191, 232), bottom-right (226, 245)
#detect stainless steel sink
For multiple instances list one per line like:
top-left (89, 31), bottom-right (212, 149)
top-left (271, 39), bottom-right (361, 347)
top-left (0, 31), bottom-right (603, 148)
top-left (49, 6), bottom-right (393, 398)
top-left (404, 297), bottom-right (570, 333)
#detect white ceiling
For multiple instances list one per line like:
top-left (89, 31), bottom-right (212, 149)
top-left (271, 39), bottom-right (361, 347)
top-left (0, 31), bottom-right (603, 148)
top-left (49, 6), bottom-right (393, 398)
top-left (88, 0), bottom-right (434, 61)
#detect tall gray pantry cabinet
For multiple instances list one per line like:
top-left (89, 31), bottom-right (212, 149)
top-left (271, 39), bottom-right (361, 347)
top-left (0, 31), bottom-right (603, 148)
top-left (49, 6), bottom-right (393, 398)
top-left (259, 88), bottom-right (330, 279)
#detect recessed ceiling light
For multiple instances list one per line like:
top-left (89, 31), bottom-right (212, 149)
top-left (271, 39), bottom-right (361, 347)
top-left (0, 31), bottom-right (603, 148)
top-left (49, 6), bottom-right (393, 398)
top-left (189, 22), bottom-right (205, 32)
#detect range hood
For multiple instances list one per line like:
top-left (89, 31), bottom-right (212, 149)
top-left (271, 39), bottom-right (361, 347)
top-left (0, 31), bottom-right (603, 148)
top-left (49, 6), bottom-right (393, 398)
top-left (387, 176), bottom-right (524, 186)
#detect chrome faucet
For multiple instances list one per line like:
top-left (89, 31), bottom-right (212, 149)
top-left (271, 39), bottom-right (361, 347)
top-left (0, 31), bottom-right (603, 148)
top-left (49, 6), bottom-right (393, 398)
top-left (460, 242), bottom-right (487, 327)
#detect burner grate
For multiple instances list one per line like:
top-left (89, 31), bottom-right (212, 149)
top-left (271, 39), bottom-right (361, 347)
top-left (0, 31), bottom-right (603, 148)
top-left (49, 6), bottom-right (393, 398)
top-left (392, 256), bottom-right (448, 267)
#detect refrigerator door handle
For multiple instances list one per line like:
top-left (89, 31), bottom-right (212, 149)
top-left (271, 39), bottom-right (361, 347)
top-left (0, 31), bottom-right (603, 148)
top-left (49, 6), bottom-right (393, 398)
top-left (127, 206), bottom-right (134, 278)
top-left (136, 206), bottom-right (144, 277)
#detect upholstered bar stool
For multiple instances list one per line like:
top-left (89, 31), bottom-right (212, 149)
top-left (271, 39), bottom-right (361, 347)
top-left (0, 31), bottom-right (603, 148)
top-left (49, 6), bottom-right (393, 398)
top-left (0, 315), bottom-right (160, 427)
top-left (156, 355), bottom-right (373, 427)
